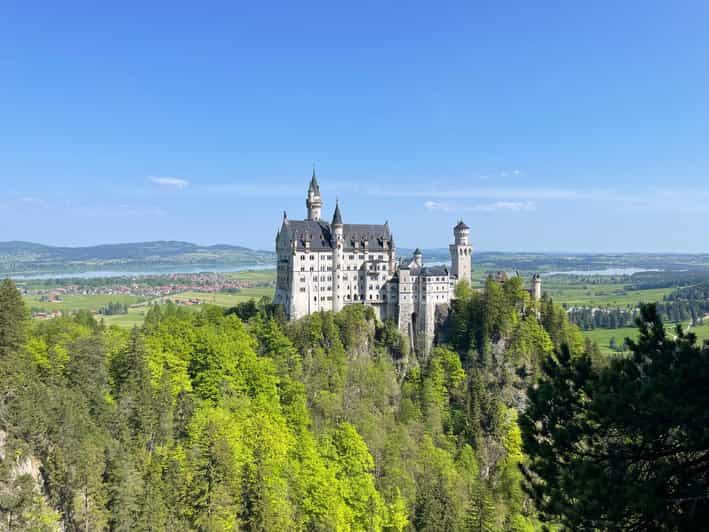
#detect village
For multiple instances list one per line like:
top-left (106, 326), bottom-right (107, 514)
top-left (18, 272), bottom-right (276, 320)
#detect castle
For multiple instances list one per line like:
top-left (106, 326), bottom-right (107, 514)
top-left (274, 170), bottom-right (478, 353)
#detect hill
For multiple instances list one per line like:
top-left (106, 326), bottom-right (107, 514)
top-left (0, 240), bottom-right (275, 276)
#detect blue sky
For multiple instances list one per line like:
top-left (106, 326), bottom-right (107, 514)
top-left (1, 1), bottom-right (708, 252)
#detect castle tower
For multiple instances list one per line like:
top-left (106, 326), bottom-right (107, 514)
top-left (306, 167), bottom-right (323, 221)
top-left (413, 248), bottom-right (423, 268)
top-left (332, 200), bottom-right (344, 312)
top-left (450, 220), bottom-right (472, 285)
top-left (532, 273), bottom-right (542, 301)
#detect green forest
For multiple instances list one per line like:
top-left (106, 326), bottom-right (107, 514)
top-left (0, 276), bottom-right (707, 531)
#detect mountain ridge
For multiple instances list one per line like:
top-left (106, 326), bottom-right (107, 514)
top-left (0, 240), bottom-right (275, 275)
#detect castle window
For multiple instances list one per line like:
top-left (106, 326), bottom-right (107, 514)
top-left (314, 296), bottom-right (317, 301)
top-left (300, 288), bottom-right (306, 292)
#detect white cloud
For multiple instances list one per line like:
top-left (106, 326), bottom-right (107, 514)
top-left (149, 176), bottom-right (189, 189)
top-left (424, 200), bottom-right (536, 213)
top-left (513, 169), bottom-right (521, 175)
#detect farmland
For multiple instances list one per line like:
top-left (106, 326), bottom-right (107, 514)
top-left (582, 320), bottom-right (709, 356)
top-left (21, 270), bottom-right (276, 328)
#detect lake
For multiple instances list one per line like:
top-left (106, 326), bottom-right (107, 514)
top-left (9, 262), bottom-right (277, 280)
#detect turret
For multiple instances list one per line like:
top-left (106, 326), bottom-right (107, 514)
top-left (306, 167), bottom-right (323, 221)
top-left (332, 200), bottom-right (344, 311)
top-left (453, 220), bottom-right (470, 245)
top-left (450, 220), bottom-right (473, 286)
top-left (413, 248), bottom-right (423, 268)
top-left (532, 273), bottom-right (542, 301)
top-left (332, 199), bottom-right (343, 230)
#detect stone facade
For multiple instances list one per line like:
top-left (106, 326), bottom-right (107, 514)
top-left (274, 171), bottom-right (476, 354)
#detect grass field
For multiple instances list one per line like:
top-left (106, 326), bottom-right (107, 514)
top-left (581, 327), bottom-right (639, 355)
top-left (99, 307), bottom-right (149, 328)
top-left (582, 319), bottom-right (709, 355)
top-left (25, 293), bottom-right (145, 312)
top-left (224, 270), bottom-right (275, 283)
top-left (98, 287), bottom-right (276, 328)
top-left (25, 284), bottom-right (276, 328)
top-left (547, 286), bottom-right (675, 307)
top-left (687, 322), bottom-right (709, 343)
top-left (162, 288), bottom-right (274, 306)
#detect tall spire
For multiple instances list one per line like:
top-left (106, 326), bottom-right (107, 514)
top-left (332, 198), bottom-right (343, 225)
top-left (309, 164), bottom-right (320, 195)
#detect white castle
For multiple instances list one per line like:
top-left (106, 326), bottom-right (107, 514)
top-left (274, 170), bottom-right (475, 353)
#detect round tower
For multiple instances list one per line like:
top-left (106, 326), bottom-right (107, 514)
top-left (454, 220), bottom-right (470, 245)
top-left (532, 273), bottom-right (542, 301)
top-left (332, 200), bottom-right (344, 312)
top-left (450, 220), bottom-right (473, 286)
top-left (413, 248), bottom-right (423, 268)
top-left (306, 167), bottom-right (323, 221)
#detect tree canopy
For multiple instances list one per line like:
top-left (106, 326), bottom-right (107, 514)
top-left (521, 304), bottom-right (709, 530)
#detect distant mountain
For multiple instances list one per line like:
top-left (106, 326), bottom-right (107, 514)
top-left (0, 241), bottom-right (275, 276)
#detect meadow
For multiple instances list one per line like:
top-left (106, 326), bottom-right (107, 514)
top-left (546, 285), bottom-right (676, 307)
top-left (24, 270), bottom-right (277, 328)
top-left (581, 320), bottom-right (709, 355)
top-left (161, 287), bottom-right (274, 307)
top-left (25, 293), bottom-right (145, 312)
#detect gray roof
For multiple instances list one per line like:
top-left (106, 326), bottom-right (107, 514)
top-left (332, 201), bottom-right (342, 225)
top-left (308, 170), bottom-right (320, 195)
top-left (285, 220), bottom-right (392, 251)
top-left (454, 220), bottom-right (469, 231)
top-left (421, 265), bottom-right (449, 277)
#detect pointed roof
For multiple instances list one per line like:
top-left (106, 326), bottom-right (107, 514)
top-left (332, 199), bottom-right (343, 225)
top-left (309, 166), bottom-right (320, 195)
top-left (454, 220), bottom-right (469, 231)
top-left (413, 247), bottom-right (422, 255)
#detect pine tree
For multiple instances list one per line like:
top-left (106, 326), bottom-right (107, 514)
top-left (521, 304), bottom-right (709, 530)
top-left (0, 278), bottom-right (27, 359)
